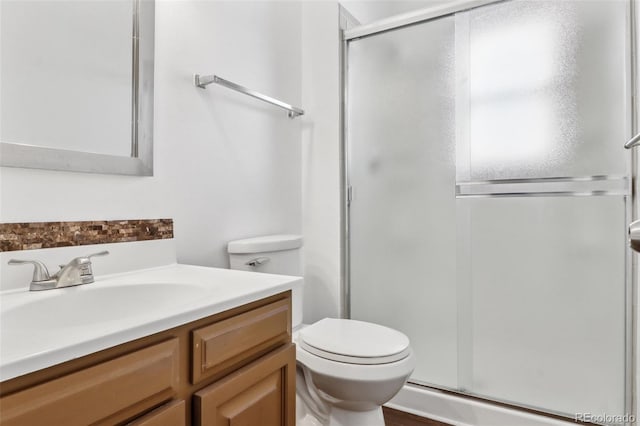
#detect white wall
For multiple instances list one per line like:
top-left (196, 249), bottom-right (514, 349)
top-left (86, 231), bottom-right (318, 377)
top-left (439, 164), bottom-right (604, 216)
top-left (0, 0), bottom-right (345, 325)
top-left (0, 0), bottom-right (345, 350)
top-left (155, 0), bottom-right (302, 267)
top-left (0, 1), bottom-right (302, 269)
top-left (300, 1), bottom-right (343, 322)
top-left (340, 0), bottom-right (441, 25)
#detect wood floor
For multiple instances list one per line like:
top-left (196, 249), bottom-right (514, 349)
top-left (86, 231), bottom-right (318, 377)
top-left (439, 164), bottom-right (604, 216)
top-left (383, 407), bottom-right (452, 426)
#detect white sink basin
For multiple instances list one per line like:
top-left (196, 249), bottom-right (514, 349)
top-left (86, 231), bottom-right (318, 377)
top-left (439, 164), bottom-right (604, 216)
top-left (1, 283), bottom-right (207, 330)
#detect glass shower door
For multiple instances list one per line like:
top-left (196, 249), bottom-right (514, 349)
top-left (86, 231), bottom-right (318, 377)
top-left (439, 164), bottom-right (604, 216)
top-left (347, 0), bottom-right (630, 420)
top-left (347, 16), bottom-right (459, 388)
top-left (454, 0), bottom-right (630, 417)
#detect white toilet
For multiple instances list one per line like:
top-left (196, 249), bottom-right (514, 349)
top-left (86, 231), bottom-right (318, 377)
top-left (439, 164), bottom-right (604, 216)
top-left (228, 234), bottom-right (415, 426)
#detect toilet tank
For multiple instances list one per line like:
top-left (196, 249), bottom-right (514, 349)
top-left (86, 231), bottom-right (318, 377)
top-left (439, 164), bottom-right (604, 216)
top-left (228, 235), bottom-right (304, 329)
top-left (227, 234), bottom-right (303, 276)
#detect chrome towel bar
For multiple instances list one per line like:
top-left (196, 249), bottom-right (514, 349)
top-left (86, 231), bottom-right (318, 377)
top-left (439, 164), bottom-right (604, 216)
top-left (193, 74), bottom-right (304, 118)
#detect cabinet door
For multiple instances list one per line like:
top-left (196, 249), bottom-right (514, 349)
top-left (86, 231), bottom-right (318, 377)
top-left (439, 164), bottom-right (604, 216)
top-left (193, 344), bottom-right (295, 426)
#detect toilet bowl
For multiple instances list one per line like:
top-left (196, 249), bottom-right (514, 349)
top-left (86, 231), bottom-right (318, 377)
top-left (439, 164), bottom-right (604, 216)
top-left (295, 319), bottom-right (415, 426)
top-left (227, 235), bottom-right (415, 426)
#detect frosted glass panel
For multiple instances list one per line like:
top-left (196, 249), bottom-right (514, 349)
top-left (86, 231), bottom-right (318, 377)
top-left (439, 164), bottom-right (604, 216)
top-left (348, 17), bottom-right (458, 388)
top-left (463, 196), bottom-right (626, 416)
top-left (460, 0), bottom-right (628, 181)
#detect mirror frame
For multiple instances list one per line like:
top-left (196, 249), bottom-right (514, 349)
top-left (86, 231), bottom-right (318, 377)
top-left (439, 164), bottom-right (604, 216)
top-left (0, 0), bottom-right (154, 176)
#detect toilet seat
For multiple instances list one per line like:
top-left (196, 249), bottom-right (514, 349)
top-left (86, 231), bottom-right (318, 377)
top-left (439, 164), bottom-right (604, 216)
top-left (298, 318), bottom-right (411, 365)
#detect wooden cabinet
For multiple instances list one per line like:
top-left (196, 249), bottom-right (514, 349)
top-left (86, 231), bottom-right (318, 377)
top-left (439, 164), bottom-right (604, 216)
top-left (0, 291), bottom-right (294, 426)
top-left (194, 344), bottom-right (295, 426)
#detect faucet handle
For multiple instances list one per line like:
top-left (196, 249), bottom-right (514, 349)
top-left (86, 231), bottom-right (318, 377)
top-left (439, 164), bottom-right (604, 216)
top-left (83, 251), bottom-right (109, 271)
top-left (87, 251), bottom-right (109, 259)
top-left (74, 250), bottom-right (109, 277)
top-left (8, 259), bottom-right (52, 282)
top-left (66, 251), bottom-right (109, 267)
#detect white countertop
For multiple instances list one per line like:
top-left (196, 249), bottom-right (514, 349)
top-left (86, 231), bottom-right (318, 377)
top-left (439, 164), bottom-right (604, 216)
top-left (0, 263), bottom-right (303, 382)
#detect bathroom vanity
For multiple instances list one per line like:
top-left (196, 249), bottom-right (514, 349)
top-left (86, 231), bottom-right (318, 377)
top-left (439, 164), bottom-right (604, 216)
top-left (0, 264), bottom-right (302, 425)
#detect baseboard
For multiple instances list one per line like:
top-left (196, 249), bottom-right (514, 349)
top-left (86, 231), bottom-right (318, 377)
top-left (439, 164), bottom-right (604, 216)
top-left (386, 384), bottom-right (577, 426)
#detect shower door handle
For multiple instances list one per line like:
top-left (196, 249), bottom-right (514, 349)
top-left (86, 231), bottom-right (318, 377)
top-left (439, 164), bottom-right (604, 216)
top-left (629, 220), bottom-right (640, 252)
top-left (624, 132), bottom-right (640, 149)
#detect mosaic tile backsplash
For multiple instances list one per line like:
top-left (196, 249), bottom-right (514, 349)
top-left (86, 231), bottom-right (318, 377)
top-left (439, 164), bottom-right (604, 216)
top-left (0, 219), bottom-right (173, 252)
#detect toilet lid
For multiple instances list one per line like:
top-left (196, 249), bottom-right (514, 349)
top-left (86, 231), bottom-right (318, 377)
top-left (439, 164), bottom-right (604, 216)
top-left (299, 318), bottom-right (411, 365)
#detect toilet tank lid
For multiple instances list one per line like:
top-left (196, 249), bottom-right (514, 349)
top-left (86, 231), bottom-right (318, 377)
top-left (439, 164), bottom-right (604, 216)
top-left (227, 234), bottom-right (303, 254)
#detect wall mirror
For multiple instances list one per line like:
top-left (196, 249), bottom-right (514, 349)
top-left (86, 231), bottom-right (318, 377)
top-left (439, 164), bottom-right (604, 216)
top-left (0, 0), bottom-right (154, 176)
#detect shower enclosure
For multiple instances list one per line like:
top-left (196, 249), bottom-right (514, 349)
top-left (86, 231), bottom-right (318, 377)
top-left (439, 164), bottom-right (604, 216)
top-left (344, 0), bottom-right (632, 422)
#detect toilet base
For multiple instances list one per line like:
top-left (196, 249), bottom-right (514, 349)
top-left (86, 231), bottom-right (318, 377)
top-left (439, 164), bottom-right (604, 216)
top-left (328, 406), bottom-right (385, 426)
top-left (296, 405), bottom-right (385, 426)
top-left (297, 413), bottom-right (325, 426)
top-left (297, 388), bottom-right (385, 426)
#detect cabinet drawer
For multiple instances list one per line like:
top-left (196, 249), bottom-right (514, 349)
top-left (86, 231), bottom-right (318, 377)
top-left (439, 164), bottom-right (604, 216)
top-left (192, 297), bottom-right (291, 384)
top-left (0, 339), bottom-right (180, 426)
top-left (128, 400), bottom-right (186, 426)
top-left (193, 343), bottom-right (296, 426)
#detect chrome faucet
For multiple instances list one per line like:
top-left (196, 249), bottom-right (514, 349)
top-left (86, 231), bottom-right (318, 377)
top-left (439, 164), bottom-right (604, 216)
top-left (8, 251), bottom-right (109, 291)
